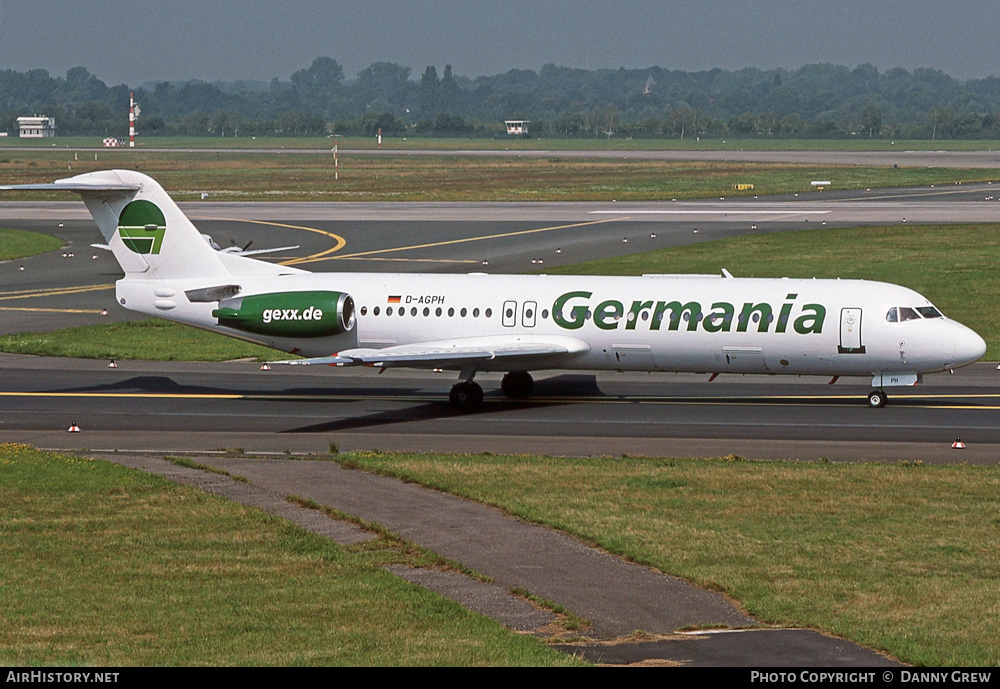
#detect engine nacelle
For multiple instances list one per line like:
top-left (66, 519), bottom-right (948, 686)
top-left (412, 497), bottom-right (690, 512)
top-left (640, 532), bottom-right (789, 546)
top-left (212, 290), bottom-right (355, 338)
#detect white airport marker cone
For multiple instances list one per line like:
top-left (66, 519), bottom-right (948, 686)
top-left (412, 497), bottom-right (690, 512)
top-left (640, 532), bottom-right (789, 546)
top-left (68, 423), bottom-right (81, 433)
top-left (952, 438), bottom-right (966, 449)
top-left (260, 364), bottom-right (271, 371)
top-left (107, 360), bottom-right (117, 368)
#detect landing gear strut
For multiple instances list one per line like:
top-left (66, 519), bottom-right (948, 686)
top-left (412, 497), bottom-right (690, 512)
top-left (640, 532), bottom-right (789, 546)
top-left (449, 380), bottom-right (484, 410)
top-left (867, 389), bottom-right (887, 408)
top-left (500, 371), bottom-right (534, 399)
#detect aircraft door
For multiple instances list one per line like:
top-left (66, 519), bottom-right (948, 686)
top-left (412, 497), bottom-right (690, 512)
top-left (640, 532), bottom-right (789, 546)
top-left (838, 308), bottom-right (865, 353)
top-left (502, 300), bottom-right (517, 327)
top-left (521, 301), bottom-right (537, 328)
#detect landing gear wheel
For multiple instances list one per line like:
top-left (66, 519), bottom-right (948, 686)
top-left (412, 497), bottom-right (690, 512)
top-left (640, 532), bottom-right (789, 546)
top-left (449, 381), bottom-right (484, 410)
top-left (500, 371), bottom-right (534, 399)
top-left (867, 389), bottom-right (887, 408)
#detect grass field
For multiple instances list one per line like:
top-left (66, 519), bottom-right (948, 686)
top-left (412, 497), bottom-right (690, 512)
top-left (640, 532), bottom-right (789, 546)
top-left (0, 148), bottom-right (995, 202)
top-left (0, 444), bottom-right (582, 666)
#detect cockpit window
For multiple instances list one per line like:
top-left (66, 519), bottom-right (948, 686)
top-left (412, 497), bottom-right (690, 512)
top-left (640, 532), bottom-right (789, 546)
top-left (888, 306), bottom-right (944, 323)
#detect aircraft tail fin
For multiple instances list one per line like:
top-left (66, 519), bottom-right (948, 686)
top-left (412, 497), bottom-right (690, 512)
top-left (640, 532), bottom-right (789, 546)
top-left (4, 170), bottom-right (247, 280)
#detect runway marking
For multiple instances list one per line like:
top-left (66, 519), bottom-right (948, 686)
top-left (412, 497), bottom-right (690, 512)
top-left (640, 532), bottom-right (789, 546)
top-left (2, 389), bottom-right (998, 410)
top-left (0, 391), bottom-right (244, 400)
top-left (0, 284), bottom-right (114, 301)
top-left (334, 257), bottom-right (479, 263)
top-left (292, 217), bottom-right (630, 265)
top-left (0, 307), bottom-right (106, 314)
top-left (190, 216), bottom-right (346, 266)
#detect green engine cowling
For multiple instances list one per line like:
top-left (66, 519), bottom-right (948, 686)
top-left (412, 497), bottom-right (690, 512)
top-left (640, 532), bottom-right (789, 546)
top-left (212, 291), bottom-right (355, 338)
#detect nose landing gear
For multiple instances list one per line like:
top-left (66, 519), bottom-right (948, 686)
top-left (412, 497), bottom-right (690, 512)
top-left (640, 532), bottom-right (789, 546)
top-left (867, 389), bottom-right (887, 408)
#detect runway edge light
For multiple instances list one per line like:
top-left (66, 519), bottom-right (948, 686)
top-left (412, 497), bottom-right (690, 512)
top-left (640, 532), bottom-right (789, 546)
top-left (67, 423), bottom-right (81, 433)
top-left (952, 438), bottom-right (966, 449)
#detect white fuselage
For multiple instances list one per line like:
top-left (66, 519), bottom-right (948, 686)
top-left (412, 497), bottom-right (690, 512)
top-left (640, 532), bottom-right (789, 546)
top-left (116, 271), bottom-right (986, 380)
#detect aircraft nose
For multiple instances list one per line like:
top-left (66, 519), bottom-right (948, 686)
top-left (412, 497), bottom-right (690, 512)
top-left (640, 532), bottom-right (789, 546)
top-left (951, 325), bottom-right (987, 367)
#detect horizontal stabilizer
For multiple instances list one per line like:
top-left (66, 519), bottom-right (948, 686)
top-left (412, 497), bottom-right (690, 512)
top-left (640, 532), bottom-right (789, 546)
top-left (0, 181), bottom-right (140, 194)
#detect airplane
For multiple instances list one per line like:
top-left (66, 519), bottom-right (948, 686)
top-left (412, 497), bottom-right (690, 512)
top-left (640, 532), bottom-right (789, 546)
top-left (1, 169), bottom-right (987, 409)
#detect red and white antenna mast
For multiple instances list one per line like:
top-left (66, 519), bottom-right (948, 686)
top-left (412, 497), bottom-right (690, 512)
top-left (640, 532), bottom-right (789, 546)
top-left (129, 91), bottom-right (139, 148)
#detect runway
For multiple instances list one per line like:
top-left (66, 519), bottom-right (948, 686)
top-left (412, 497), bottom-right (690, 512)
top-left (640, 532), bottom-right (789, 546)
top-left (2, 354), bottom-right (997, 464)
top-left (12, 144), bottom-right (1000, 169)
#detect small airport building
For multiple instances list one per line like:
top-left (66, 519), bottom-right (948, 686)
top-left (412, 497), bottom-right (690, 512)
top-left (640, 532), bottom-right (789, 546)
top-left (17, 115), bottom-right (56, 138)
top-left (504, 120), bottom-right (529, 137)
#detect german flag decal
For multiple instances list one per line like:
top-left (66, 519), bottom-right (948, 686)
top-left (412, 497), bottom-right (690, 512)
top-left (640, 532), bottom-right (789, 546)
top-left (387, 295), bottom-right (401, 303)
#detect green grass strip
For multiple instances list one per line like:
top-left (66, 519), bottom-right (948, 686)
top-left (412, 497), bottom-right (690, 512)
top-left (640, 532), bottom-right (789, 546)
top-left (0, 320), bottom-right (285, 361)
top-left (0, 228), bottom-right (62, 261)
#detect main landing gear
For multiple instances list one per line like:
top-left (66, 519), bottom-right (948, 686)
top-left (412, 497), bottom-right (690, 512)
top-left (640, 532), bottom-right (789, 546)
top-left (867, 389), bottom-right (887, 408)
top-left (500, 371), bottom-right (534, 399)
top-left (449, 380), bottom-right (484, 409)
top-left (448, 371), bottom-right (536, 410)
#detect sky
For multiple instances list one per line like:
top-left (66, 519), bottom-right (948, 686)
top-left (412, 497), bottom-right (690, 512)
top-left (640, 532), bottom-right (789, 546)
top-left (0, 0), bottom-right (996, 86)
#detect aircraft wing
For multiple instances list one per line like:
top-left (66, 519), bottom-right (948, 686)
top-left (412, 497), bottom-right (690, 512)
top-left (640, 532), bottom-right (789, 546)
top-left (271, 335), bottom-right (590, 371)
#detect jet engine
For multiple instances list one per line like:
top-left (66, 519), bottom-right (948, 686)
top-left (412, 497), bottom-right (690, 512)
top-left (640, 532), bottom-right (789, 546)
top-left (212, 290), bottom-right (355, 338)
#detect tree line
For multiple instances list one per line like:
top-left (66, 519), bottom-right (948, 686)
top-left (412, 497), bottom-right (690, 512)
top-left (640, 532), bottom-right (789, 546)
top-left (2, 58), bottom-right (998, 140)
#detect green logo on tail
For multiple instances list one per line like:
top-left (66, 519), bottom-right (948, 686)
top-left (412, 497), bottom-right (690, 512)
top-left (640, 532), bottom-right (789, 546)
top-left (118, 200), bottom-right (165, 254)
